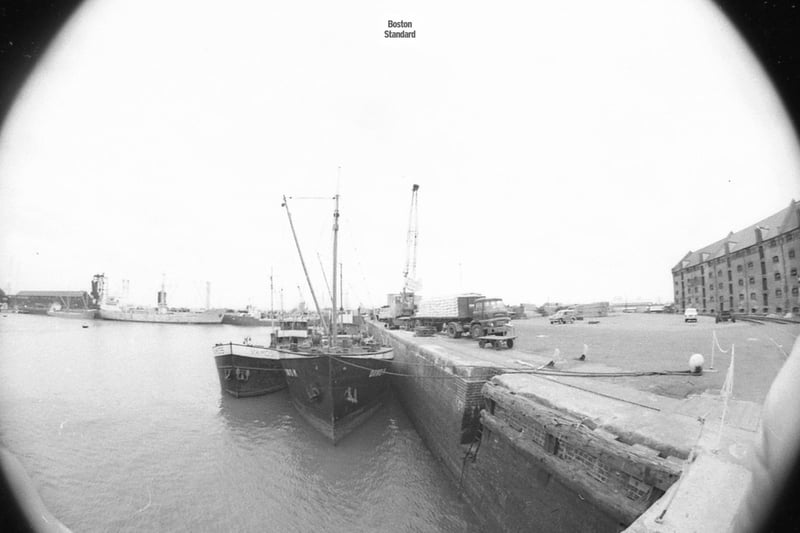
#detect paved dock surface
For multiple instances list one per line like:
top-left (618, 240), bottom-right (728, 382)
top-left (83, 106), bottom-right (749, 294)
top-left (374, 313), bottom-right (799, 532)
top-left (391, 313), bottom-right (798, 403)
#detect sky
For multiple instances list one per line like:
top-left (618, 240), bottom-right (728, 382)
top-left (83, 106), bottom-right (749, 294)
top-left (1, 0), bottom-right (799, 311)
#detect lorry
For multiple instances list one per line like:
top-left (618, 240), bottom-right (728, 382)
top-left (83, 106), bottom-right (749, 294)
top-left (411, 293), bottom-right (516, 348)
top-left (377, 292), bottom-right (418, 329)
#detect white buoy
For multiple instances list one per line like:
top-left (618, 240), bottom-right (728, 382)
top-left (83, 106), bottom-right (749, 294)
top-left (689, 353), bottom-right (704, 374)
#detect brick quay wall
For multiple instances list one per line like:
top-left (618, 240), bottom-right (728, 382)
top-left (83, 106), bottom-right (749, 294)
top-left (365, 318), bottom-right (763, 533)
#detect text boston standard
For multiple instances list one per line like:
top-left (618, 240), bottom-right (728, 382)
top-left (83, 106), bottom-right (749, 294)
top-left (385, 20), bottom-right (415, 38)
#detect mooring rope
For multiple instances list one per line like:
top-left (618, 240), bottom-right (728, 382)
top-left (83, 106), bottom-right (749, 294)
top-left (324, 352), bottom-right (696, 382)
top-left (654, 413), bottom-right (709, 524)
top-left (768, 337), bottom-right (789, 358)
top-left (712, 330), bottom-right (729, 354)
top-left (714, 344), bottom-right (736, 451)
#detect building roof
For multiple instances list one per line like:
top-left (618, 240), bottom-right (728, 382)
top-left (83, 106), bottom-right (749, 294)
top-left (673, 200), bottom-right (799, 271)
top-left (14, 291), bottom-right (88, 297)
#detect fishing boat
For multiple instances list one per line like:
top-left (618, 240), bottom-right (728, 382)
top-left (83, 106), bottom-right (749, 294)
top-left (213, 337), bottom-right (285, 397)
top-left (278, 193), bottom-right (393, 444)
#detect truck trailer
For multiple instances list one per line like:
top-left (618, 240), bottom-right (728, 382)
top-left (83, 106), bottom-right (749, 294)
top-left (412, 293), bottom-right (516, 348)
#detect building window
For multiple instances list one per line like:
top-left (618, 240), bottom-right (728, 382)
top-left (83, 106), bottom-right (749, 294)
top-left (739, 294), bottom-right (744, 301)
top-left (776, 289), bottom-right (783, 297)
top-left (718, 270), bottom-right (723, 277)
top-left (791, 268), bottom-right (797, 277)
top-left (718, 282), bottom-right (723, 289)
top-left (790, 249), bottom-right (796, 259)
top-left (792, 287), bottom-right (799, 296)
top-left (773, 256), bottom-right (779, 263)
top-left (750, 292), bottom-right (757, 300)
top-left (749, 277), bottom-right (755, 284)
top-left (747, 261), bottom-right (753, 269)
top-left (737, 264), bottom-right (743, 272)
top-left (710, 296), bottom-right (715, 302)
top-left (775, 272), bottom-right (782, 281)
top-left (738, 279), bottom-right (744, 286)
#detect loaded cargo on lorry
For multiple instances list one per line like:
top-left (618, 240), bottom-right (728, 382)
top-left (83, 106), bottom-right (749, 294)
top-left (377, 292), bottom-right (419, 329)
top-left (412, 293), bottom-right (516, 348)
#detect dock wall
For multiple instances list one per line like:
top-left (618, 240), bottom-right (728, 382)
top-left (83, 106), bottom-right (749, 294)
top-left (366, 323), bottom-right (499, 483)
top-left (365, 321), bottom-right (757, 533)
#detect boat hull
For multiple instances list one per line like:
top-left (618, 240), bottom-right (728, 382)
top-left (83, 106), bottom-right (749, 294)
top-left (99, 308), bottom-right (224, 324)
top-left (279, 348), bottom-right (393, 444)
top-left (47, 309), bottom-right (98, 320)
top-left (222, 314), bottom-right (274, 326)
top-left (213, 343), bottom-right (286, 397)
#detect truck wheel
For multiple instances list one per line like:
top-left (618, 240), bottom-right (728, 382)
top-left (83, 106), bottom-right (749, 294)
top-left (471, 324), bottom-right (483, 339)
top-left (478, 340), bottom-right (486, 348)
top-left (506, 339), bottom-right (514, 349)
top-left (446, 324), bottom-right (457, 338)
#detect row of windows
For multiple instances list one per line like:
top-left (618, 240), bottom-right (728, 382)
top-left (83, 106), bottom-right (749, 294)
top-left (700, 287), bottom-right (798, 301)
top-left (679, 245), bottom-right (797, 276)
top-left (682, 304), bottom-right (798, 315)
top-left (676, 267), bottom-right (798, 286)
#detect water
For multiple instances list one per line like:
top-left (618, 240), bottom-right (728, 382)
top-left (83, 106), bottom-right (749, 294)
top-left (0, 314), bottom-right (480, 532)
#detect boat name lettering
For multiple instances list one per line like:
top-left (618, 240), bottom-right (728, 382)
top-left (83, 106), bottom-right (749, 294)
top-left (344, 387), bottom-right (358, 404)
top-left (368, 368), bottom-right (385, 378)
top-left (284, 368), bottom-right (298, 377)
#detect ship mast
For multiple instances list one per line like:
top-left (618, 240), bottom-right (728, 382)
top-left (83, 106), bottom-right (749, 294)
top-left (331, 193), bottom-right (340, 344)
top-left (270, 269), bottom-right (275, 346)
top-left (281, 195), bottom-right (329, 334)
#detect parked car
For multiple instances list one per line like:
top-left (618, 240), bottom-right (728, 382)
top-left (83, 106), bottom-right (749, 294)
top-left (716, 310), bottom-right (736, 323)
top-left (684, 308), bottom-right (698, 323)
top-left (549, 309), bottom-right (575, 324)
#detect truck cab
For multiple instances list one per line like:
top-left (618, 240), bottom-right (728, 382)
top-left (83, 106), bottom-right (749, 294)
top-left (470, 298), bottom-right (515, 348)
top-left (471, 298), bottom-right (511, 334)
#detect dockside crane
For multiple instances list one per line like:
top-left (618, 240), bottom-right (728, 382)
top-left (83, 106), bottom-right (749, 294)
top-left (400, 184), bottom-right (420, 316)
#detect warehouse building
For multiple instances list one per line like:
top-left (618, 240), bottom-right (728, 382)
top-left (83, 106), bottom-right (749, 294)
top-left (9, 291), bottom-right (92, 314)
top-left (672, 200), bottom-right (800, 316)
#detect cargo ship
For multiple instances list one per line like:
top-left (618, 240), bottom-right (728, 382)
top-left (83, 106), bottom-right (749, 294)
top-left (96, 275), bottom-right (224, 324)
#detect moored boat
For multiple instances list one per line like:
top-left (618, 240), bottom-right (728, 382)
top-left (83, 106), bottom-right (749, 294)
top-left (278, 341), bottom-right (393, 443)
top-left (47, 308), bottom-right (98, 320)
top-left (99, 305), bottom-right (224, 324)
top-left (96, 277), bottom-right (224, 324)
top-left (279, 192), bottom-right (394, 443)
top-left (222, 306), bottom-right (277, 326)
top-left (213, 339), bottom-right (285, 397)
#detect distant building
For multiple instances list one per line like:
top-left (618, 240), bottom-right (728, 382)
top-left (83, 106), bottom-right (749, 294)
top-left (671, 200), bottom-right (800, 315)
top-left (575, 302), bottom-right (609, 318)
top-left (9, 291), bottom-right (92, 314)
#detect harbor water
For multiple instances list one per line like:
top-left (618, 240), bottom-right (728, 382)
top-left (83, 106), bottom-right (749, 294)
top-left (0, 314), bottom-right (481, 532)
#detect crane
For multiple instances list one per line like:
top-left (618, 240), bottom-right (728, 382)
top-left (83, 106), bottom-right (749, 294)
top-left (400, 184), bottom-right (420, 315)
